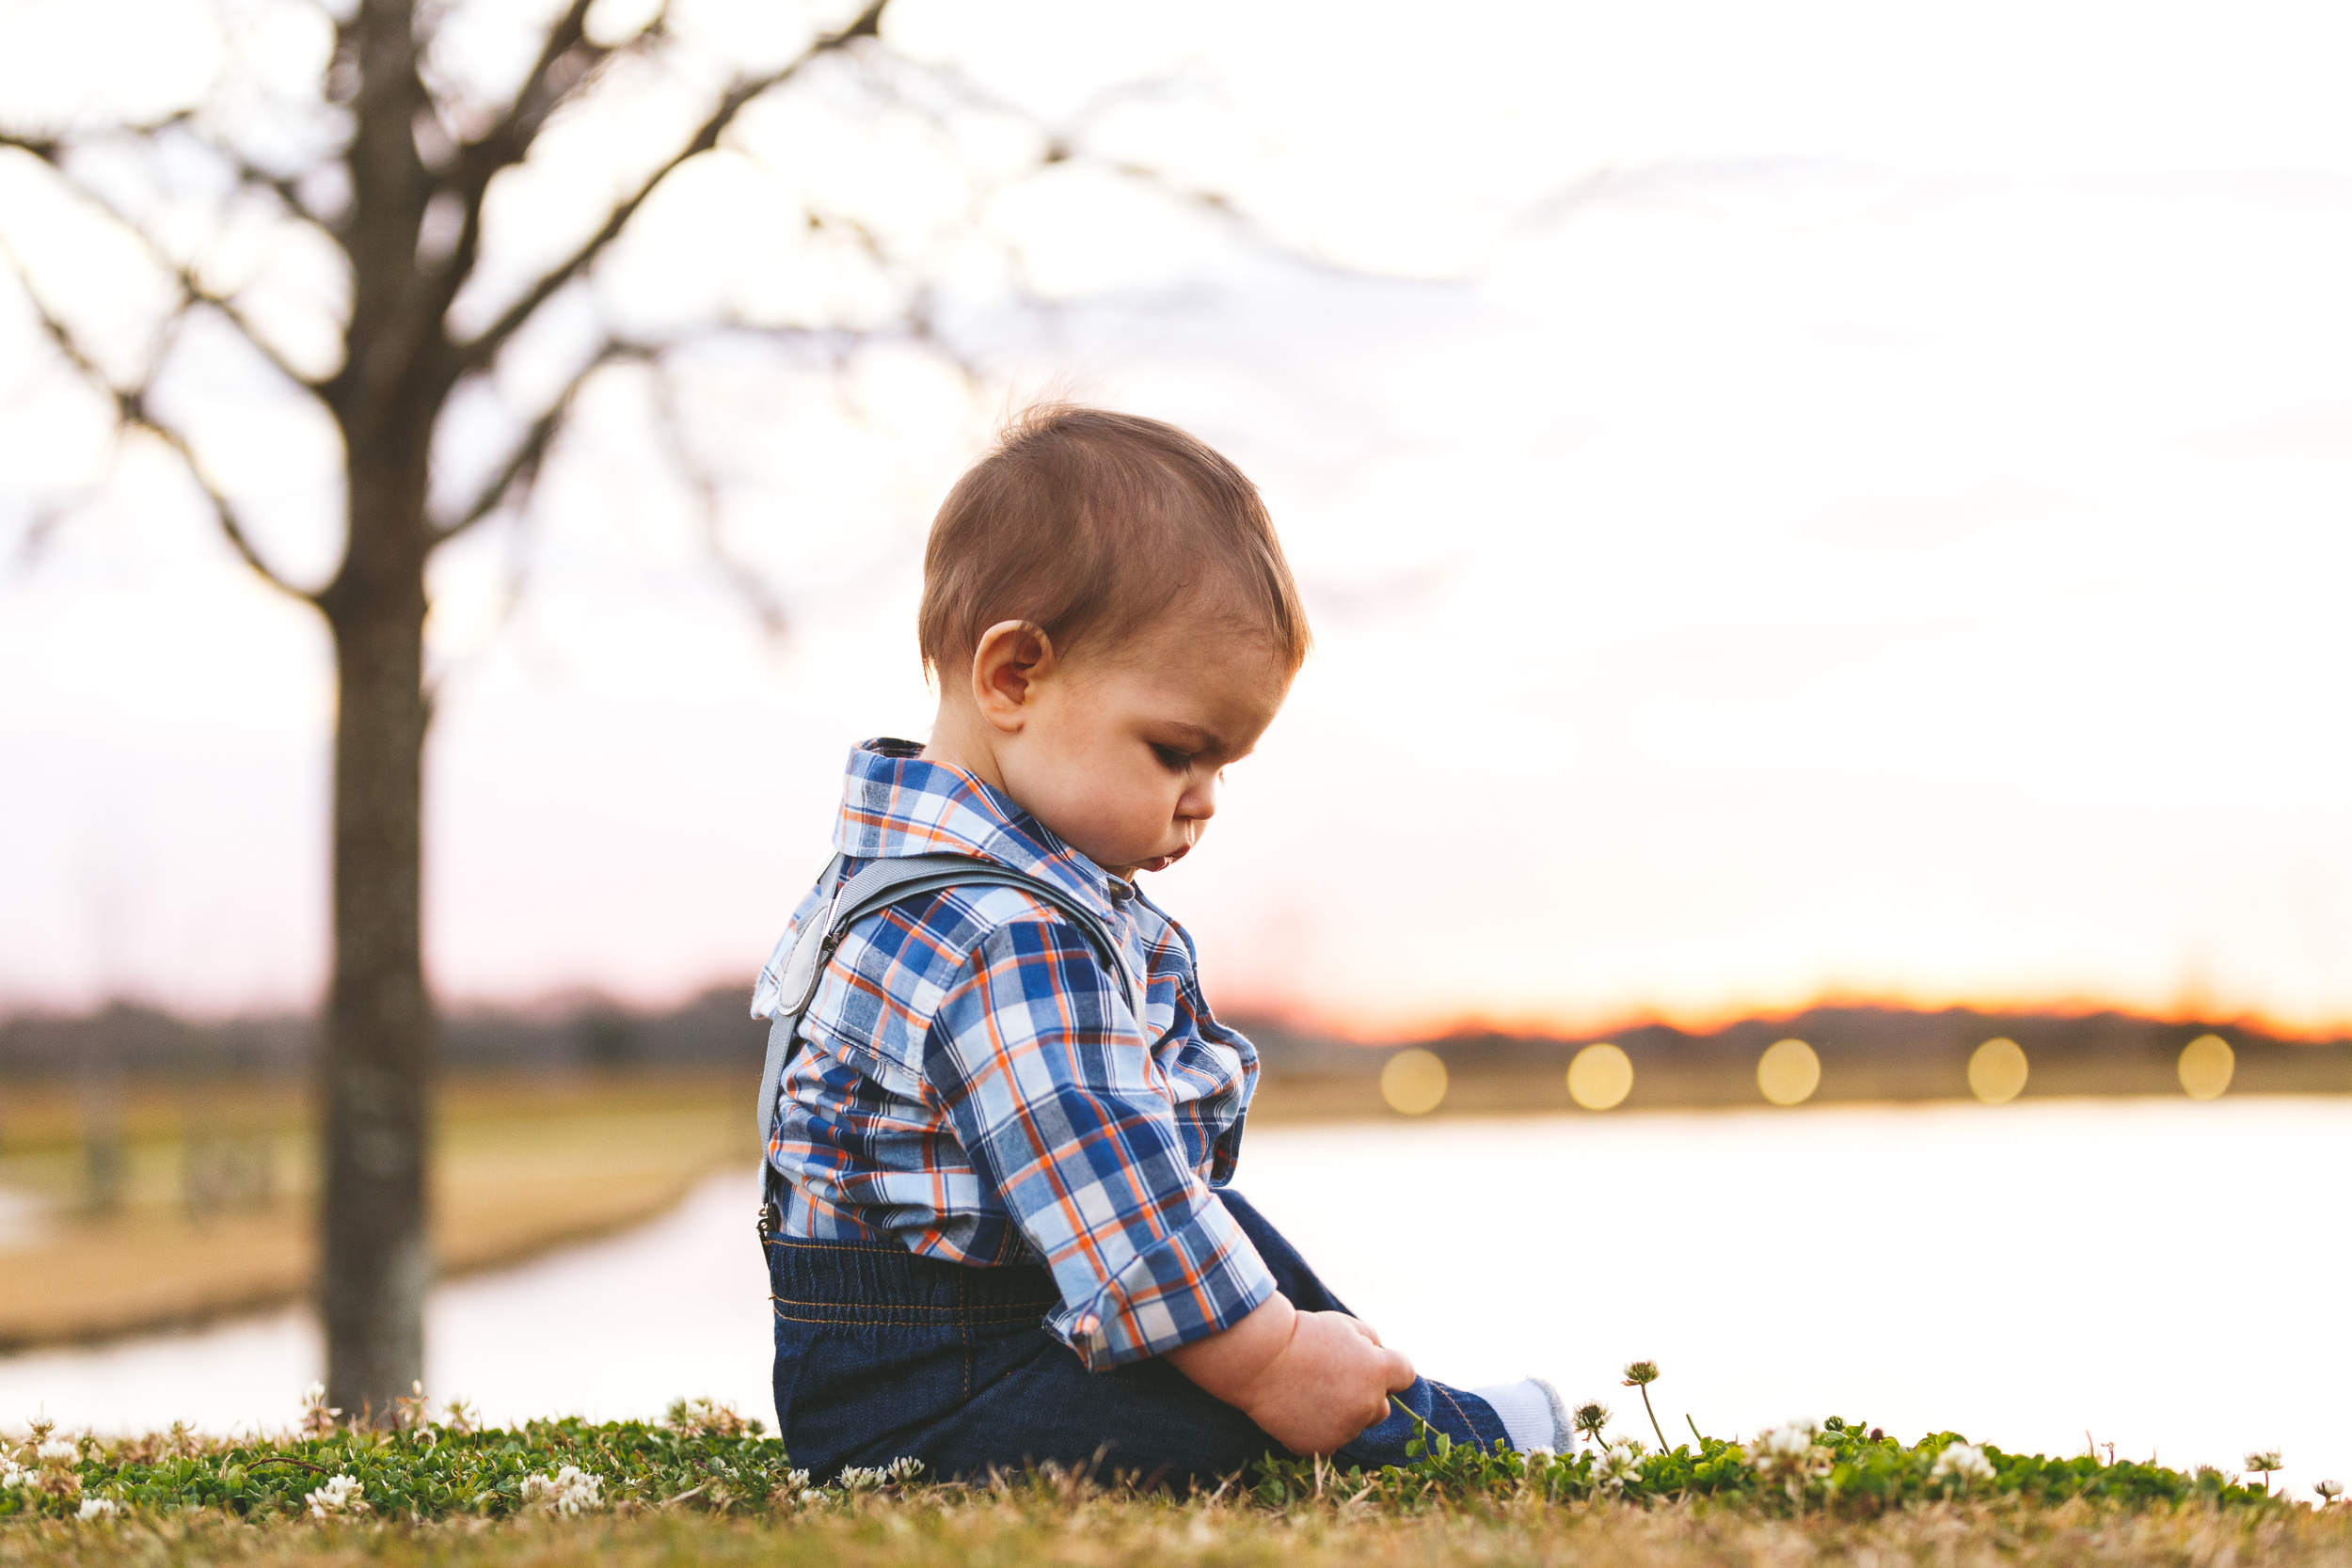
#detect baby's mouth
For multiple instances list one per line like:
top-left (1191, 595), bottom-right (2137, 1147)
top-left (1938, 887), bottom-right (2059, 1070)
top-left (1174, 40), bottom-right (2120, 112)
top-left (1135, 844), bottom-right (1192, 874)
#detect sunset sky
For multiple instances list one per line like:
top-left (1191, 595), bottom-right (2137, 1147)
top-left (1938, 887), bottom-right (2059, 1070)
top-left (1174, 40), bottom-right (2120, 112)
top-left (5, 0), bottom-right (2351, 1037)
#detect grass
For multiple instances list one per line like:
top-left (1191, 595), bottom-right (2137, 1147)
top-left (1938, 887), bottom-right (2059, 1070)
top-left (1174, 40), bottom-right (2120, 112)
top-left (0, 1073), bottom-right (756, 1351)
top-left (7, 1496), bottom-right (2352, 1568)
top-left (6, 1394), bottom-right (2346, 1566)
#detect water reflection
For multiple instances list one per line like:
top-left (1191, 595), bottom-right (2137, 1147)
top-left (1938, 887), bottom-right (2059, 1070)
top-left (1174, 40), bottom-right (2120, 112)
top-left (2, 1100), bottom-right (2344, 1497)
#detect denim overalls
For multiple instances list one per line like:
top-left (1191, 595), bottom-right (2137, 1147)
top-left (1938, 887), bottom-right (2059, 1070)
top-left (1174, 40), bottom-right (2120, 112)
top-left (764, 1186), bottom-right (1509, 1485)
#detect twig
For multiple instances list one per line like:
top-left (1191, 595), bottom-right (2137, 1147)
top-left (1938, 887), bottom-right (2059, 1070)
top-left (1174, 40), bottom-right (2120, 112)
top-left (0, 232), bottom-right (313, 603)
top-left (455, 0), bottom-right (891, 373)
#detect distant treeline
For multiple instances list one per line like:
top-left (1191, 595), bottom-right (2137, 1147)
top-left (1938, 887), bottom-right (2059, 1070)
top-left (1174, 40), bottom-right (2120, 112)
top-left (5, 993), bottom-right (2348, 1104)
top-left (1246, 1005), bottom-right (2352, 1105)
top-left (0, 990), bottom-right (767, 1081)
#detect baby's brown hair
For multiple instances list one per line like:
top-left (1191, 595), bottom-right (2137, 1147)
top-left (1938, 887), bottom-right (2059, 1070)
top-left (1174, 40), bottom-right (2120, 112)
top-left (918, 404), bottom-right (1311, 680)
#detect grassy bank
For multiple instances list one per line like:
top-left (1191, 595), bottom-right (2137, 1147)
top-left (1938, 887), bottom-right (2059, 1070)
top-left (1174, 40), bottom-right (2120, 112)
top-left (7, 1497), bottom-right (2352, 1568)
top-left (0, 1074), bottom-right (755, 1352)
top-left (1, 1397), bottom-right (2344, 1567)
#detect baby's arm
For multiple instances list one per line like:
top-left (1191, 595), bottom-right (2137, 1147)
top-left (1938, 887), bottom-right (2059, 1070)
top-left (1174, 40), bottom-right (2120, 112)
top-left (1166, 1292), bottom-right (1417, 1455)
top-left (929, 914), bottom-right (1408, 1451)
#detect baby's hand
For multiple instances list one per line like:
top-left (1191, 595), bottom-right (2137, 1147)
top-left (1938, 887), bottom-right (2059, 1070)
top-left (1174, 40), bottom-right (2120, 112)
top-left (1166, 1295), bottom-right (1417, 1456)
top-left (1241, 1310), bottom-right (1417, 1456)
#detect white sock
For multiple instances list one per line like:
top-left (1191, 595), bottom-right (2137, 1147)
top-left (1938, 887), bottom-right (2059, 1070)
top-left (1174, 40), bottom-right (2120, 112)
top-left (1469, 1377), bottom-right (1572, 1453)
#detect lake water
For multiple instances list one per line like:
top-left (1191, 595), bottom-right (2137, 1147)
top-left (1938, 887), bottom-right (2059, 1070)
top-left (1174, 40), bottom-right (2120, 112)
top-left (5, 1098), bottom-right (2346, 1498)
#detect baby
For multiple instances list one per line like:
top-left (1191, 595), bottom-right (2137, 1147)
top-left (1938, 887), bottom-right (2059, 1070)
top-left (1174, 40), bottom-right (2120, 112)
top-left (752, 405), bottom-right (1566, 1483)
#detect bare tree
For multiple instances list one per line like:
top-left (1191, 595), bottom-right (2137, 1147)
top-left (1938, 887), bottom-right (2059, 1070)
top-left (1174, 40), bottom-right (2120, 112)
top-left (0, 0), bottom-right (1246, 1418)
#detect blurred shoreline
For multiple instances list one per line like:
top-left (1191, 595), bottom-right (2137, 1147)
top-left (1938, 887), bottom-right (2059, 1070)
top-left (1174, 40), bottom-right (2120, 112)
top-left (6, 991), bottom-right (2345, 1352)
top-left (7, 987), bottom-right (2347, 1103)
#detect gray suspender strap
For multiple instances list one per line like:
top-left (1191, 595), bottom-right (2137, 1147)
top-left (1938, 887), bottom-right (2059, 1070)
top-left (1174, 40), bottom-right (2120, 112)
top-left (754, 851), bottom-right (1141, 1149)
top-left (753, 852), bottom-right (847, 1148)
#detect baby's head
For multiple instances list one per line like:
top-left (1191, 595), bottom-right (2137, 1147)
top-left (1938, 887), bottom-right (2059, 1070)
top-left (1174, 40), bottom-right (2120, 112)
top-left (918, 405), bottom-right (1311, 879)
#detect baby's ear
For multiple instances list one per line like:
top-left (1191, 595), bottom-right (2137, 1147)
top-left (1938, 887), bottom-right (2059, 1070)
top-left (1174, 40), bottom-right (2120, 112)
top-left (970, 620), bottom-right (1056, 728)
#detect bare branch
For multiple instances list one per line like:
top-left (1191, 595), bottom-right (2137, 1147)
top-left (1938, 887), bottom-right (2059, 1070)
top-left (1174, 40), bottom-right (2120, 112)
top-left (407, 0), bottom-right (623, 360)
top-left (455, 0), bottom-right (890, 372)
top-left (648, 359), bottom-right (787, 641)
top-left (0, 235), bottom-right (315, 605)
top-left (130, 391), bottom-right (315, 604)
top-left (429, 339), bottom-right (647, 546)
top-left (462, 0), bottom-right (602, 176)
top-left (0, 129), bottom-right (333, 393)
top-left (4, 113), bottom-right (322, 228)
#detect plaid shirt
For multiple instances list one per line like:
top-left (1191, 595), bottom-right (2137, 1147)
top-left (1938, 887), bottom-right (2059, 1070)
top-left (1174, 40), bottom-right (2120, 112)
top-left (754, 738), bottom-right (1277, 1369)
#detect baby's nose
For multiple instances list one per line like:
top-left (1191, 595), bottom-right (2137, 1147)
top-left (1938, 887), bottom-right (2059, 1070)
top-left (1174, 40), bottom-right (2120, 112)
top-left (1184, 774), bottom-right (1220, 820)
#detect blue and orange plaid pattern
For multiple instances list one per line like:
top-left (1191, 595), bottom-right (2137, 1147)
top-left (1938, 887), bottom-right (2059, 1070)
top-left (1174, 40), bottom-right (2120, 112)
top-left (755, 738), bottom-right (1277, 1369)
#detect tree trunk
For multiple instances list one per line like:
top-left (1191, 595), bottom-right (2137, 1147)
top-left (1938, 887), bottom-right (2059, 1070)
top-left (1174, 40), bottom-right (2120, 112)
top-left (318, 451), bottom-right (435, 1420)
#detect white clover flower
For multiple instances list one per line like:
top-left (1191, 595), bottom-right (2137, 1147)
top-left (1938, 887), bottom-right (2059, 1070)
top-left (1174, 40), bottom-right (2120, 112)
top-left (2315, 1479), bottom-right (2344, 1502)
top-left (36, 1438), bottom-right (79, 1465)
top-left (519, 1465), bottom-right (604, 1515)
top-left (1747, 1421), bottom-right (1831, 1487)
top-left (1590, 1441), bottom-right (1645, 1494)
top-left (2247, 1450), bottom-right (2284, 1473)
top-left (1525, 1445), bottom-right (1556, 1464)
top-left (304, 1474), bottom-right (369, 1518)
top-left (1, 1457), bottom-right (31, 1491)
top-left (837, 1465), bottom-right (887, 1492)
top-left (1931, 1443), bottom-right (1994, 1486)
top-left (298, 1382), bottom-right (342, 1435)
top-left (76, 1497), bottom-right (119, 1521)
top-left (884, 1456), bottom-right (925, 1484)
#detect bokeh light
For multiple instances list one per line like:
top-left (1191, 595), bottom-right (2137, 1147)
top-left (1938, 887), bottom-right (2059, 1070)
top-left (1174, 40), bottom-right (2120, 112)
top-left (1967, 1037), bottom-right (2030, 1104)
top-left (1756, 1038), bottom-right (1820, 1107)
top-left (2177, 1034), bottom-right (2235, 1101)
top-left (1566, 1042), bottom-right (1634, 1110)
top-left (1378, 1048), bottom-right (1448, 1117)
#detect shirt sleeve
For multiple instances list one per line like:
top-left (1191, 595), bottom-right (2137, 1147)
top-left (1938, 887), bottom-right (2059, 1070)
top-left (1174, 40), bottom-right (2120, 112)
top-left (922, 914), bottom-right (1279, 1369)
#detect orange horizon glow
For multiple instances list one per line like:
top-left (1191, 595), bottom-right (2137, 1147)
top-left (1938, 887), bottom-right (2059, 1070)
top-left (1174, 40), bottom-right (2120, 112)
top-left (25, 973), bottom-right (2350, 1053)
top-left (1210, 987), bottom-right (2352, 1050)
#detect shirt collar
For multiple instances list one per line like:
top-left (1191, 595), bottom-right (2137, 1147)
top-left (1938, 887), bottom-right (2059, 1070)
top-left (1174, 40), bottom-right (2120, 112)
top-left (834, 737), bottom-right (1133, 915)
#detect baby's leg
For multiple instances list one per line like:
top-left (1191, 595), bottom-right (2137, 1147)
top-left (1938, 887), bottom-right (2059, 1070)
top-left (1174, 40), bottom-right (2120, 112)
top-left (771, 1230), bottom-right (1281, 1488)
top-left (769, 1204), bottom-right (1549, 1489)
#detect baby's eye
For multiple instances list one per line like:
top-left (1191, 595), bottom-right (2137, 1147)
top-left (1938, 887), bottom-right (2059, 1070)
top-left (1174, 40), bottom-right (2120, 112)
top-left (1150, 743), bottom-right (1191, 772)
